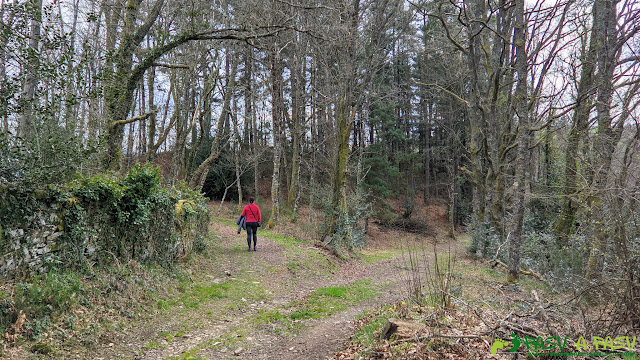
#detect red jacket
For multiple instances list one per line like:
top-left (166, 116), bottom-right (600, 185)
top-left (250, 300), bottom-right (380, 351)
top-left (242, 203), bottom-right (261, 223)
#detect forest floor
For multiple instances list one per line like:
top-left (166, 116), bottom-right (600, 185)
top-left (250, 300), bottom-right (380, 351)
top-left (2, 202), bottom-right (601, 360)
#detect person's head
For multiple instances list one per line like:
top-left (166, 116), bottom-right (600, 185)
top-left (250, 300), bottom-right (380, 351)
top-left (249, 197), bottom-right (255, 203)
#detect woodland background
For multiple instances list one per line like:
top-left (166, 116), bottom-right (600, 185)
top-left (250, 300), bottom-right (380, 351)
top-left (1, 0), bottom-right (640, 334)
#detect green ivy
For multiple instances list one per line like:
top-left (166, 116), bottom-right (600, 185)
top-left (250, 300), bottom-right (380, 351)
top-left (1, 163), bottom-right (210, 275)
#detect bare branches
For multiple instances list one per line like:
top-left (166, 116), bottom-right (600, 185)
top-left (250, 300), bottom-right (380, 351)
top-left (412, 80), bottom-right (470, 107)
top-left (274, 0), bottom-right (337, 11)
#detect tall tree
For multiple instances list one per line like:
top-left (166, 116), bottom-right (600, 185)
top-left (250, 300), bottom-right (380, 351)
top-left (508, 0), bottom-right (529, 282)
top-left (268, 44), bottom-right (285, 228)
top-left (18, 0), bottom-right (43, 140)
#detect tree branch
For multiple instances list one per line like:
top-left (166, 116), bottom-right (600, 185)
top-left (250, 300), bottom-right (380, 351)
top-left (110, 110), bottom-right (157, 128)
top-left (152, 62), bottom-right (190, 69)
top-left (127, 27), bottom-right (286, 97)
top-left (413, 80), bottom-right (470, 107)
top-left (132, 0), bottom-right (165, 47)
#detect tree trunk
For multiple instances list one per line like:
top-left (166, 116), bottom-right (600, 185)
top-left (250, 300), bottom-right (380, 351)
top-left (554, 7), bottom-right (597, 243)
top-left (288, 42), bottom-right (303, 216)
top-left (18, 0), bottom-right (43, 141)
top-left (328, 0), bottom-right (360, 237)
top-left (244, 45), bottom-right (258, 200)
top-left (189, 55), bottom-right (237, 190)
top-left (423, 100), bottom-right (431, 205)
top-left (586, 0), bottom-right (618, 281)
top-left (234, 94), bottom-right (243, 212)
top-left (268, 48), bottom-right (284, 228)
top-left (146, 65), bottom-right (157, 161)
top-left (508, 0), bottom-right (529, 283)
top-left (466, 0), bottom-right (488, 225)
top-left (329, 99), bottom-right (354, 233)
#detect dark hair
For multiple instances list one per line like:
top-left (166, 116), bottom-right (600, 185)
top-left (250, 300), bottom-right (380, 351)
top-left (249, 197), bottom-right (255, 203)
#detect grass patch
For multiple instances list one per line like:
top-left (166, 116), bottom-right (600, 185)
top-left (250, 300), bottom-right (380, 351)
top-left (262, 230), bottom-right (306, 245)
top-left (2, 270), bottom-right (89, 340)
top-left (352, 309), bottom-right (390, 348)
top-left (251, 280), bottom-right (379, 336)
top-left (209, 217), bottom-right (236, 227)
top-left (291, 280), bottom-right (377, 320)
top-left (359, 249), bottom-right (399, 264)
top-left (173, 326), bottom-right (248, 360)
top-left (287, 262), bottom-right (298, 273)
top-left (145, 341), bottom-right (165, 349)
top-left (254, 309), bottom-right (287, 324)
top-left (158, 278), bottom-right (268, 311)
top-left (159, 330), bottom-right (174, 343)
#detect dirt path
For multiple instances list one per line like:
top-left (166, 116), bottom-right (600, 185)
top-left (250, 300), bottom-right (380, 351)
top-left (139, 222), bottom-right (412, 360)
top-left (1, 218), bottom-right (455, 360)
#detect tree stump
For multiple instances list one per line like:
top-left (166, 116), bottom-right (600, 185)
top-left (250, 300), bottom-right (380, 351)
top-left (381, 318), bottom-right (426, 340)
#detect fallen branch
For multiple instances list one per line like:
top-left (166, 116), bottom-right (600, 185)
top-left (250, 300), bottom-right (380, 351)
top-left (499, 320), bottom-right (540, 338)
top-left (389, 333), bottom-right (486, 346)
top-left (490, 258), bottom-right (542, 281)
top-left (490, 233), bottom-right (510, 262)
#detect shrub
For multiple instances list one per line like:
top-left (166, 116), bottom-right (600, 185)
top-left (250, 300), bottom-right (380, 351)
top-left (468, 216), bottom-right (500, 259)
top-left (14, 271), bottom-right (85, 320)
top-left (0, 271), bottom-right (86, 340)
top-left (315, 186), bottom-right (372, 250)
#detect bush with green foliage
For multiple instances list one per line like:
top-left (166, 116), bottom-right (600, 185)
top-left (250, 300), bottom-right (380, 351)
top-left (62, 164), bottom-right (209, 266)
top-left (0, 164), bottom-right (209, 276)
top-left (468, 210), bottom-right (588, 289)
top-left (314, 186), bottom-right (372, 250)
top-left (468, 216), bottom-right (500, 259)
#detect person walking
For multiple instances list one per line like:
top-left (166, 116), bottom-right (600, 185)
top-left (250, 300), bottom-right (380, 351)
top-left (241, 197), bottom-right (261, 251)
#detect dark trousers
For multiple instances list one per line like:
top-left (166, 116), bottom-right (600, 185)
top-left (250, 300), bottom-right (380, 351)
top-left (246, 222), bottom-right (258, 249)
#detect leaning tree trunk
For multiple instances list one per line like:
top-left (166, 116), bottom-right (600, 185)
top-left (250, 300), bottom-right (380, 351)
top-left (554, 7), bottom-right (597, 243)
top-left (189, 55), bottom-right (237, 190)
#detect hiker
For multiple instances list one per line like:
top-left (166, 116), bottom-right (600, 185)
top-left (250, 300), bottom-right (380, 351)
top-left (241, 197), bottom-right (261, 251)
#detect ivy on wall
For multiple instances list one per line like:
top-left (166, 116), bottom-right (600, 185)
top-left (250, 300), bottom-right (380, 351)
top-left (0, 164), bottom-right (209, 276)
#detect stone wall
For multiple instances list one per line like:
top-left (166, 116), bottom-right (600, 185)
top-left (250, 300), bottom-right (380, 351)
top-left (0, 195), bottom-right (209, 278)
top-left (0, 207), bottom-right (62, 276)
top-left (1, 165), bottom-right (210, 278)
